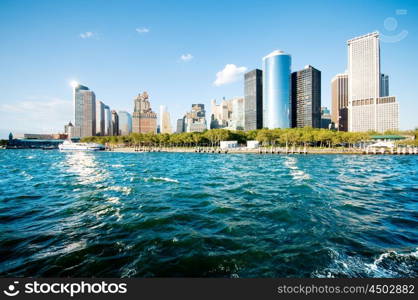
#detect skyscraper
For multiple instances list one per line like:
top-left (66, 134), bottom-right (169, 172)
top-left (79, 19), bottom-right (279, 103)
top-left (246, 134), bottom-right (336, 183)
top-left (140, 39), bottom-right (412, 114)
top-left (263, 50), bottom-right (291, 129)
top-left (95, 100), bottom-right (105, 136)
top-left (176, 118), bottom-right (185, 133)
top-left (320, 107), bottom-right (332, 129)
top-left (111, 110), bottom-right (119, 136)
top-left (64, 121), bottom-right (75, 139)
top-left (380, 74), bottom-right (389, 97)
top-left (132, 92), bottom-right (157, 134)
top-left (331, 73), bottom-right (349, 131)
top-left (229, 97), bottom-right (245, 130)
top-left (291, 65), bottom-right (321, 128)
top-left (118, 111), bottom-right (132, 136)
top-left (210, 97), bottom-right (244, 130)
top-left (210, 98), bottom-right (231, 129)
top-left (159, 105), bottom-right (172, 134)
top-left (73, 83), bottom-right (96, 138)
top-left (185, 104), bottom-right (207, 132)
top-left (244, 69), bottom-right (263, 130)
top-left (348, 32), bottom-right (399, 132)
top-left (104, 105), bottom-right (111, 136)
top-left (210, 98), bottom-right (232, 129)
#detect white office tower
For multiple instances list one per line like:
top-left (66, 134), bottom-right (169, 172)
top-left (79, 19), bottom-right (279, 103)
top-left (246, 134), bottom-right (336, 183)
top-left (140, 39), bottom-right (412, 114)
top-left (347, 32), bottom-right (399, 132)
top-left (159, 105), bottom-right (172, 134)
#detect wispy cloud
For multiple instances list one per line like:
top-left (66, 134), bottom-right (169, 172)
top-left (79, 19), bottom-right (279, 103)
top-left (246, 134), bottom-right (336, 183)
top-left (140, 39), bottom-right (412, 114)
top-left (213, 64), bottom-right (247, 86)
top-left (79, 31), bottom-right (96, 39)
top-left (180, 54), bottom-right (193, 62)
top-left (0, 97), bottom-right (72, 134)
top-left (136, 27), bottom-right (150, 34)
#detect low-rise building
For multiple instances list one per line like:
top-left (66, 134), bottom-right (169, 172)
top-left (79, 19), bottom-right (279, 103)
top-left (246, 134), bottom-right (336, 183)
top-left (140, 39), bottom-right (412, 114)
top-left (246, 140), bottom-right (259, 149)
top-left (220, 140), bottom-right (238, 149)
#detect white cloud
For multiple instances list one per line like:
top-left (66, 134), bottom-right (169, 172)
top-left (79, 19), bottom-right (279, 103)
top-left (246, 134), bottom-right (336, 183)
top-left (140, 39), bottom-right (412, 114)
top-left (180, 53), bottom-right (193, 62)
top-left (213, 64), bottom-right (247, 86)
top-left (79, 31), bottom-right (95, 39)
top-left (0, 97), bottom-right (72, 135)
top-left (136, 27), bottom-right (150, 34)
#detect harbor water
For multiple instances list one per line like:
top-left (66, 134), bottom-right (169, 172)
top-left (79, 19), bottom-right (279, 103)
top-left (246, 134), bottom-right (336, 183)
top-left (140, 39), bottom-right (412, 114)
top-left (0, 150), bottom-right (417, 277)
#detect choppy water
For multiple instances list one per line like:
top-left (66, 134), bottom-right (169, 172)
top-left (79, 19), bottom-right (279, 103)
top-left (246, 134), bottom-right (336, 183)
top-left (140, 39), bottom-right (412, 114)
top-left (0, 150), bottom-right (417, 278)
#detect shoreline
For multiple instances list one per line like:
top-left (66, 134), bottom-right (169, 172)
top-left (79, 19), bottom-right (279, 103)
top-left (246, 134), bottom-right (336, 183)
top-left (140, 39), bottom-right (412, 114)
top-left (108, 147), bottom-right (410, 155)
top-left (4, 146), bottom-right (416, 155)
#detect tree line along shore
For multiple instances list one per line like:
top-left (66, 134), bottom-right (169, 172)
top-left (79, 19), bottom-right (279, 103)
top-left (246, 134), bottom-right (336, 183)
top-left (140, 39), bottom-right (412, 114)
top-left (80, 128), bottom-right (418, 148)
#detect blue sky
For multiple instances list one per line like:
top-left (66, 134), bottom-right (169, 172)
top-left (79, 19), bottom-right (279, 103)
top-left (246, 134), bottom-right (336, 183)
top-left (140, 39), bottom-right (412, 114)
top-left (0, 0), bottom-right (417, 138)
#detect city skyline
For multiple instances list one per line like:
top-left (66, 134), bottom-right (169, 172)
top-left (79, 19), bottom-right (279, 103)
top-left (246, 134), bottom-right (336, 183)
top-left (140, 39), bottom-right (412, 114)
top-left (0, 0), bottom-right (417, 138)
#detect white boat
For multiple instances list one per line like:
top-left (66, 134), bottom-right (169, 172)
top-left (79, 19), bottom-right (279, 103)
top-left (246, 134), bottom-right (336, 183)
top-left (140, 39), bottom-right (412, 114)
top-left (59, 140), bottom-right (105, 151)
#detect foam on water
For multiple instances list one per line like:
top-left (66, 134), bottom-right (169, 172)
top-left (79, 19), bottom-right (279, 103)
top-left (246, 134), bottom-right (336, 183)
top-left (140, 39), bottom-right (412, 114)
top-left (145, 176), bottom-right (179, 183)
top-left (314, 248), bottom-right (418, 278)
top-left (283, 156), bottom-right (311, 180)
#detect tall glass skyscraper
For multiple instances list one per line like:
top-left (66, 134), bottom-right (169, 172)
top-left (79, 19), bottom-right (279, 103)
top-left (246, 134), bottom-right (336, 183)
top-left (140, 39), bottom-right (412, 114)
top-left (104, 105), bottom-right (111, 136)
top-left (262, 50), bottom-right (291, 129)
top-left (95, 100), bottom-right (105, 136)
top-left (118, 111), bottom-right (132, 135)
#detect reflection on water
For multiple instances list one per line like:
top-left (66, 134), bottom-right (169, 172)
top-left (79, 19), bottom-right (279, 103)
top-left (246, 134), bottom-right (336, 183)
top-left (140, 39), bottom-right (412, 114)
top-left (0, 151), bottom-right (417, 277)
top-left (63, 152), bottom-right (109, 185)
top-left (283, 156), bottom-right (311, 180)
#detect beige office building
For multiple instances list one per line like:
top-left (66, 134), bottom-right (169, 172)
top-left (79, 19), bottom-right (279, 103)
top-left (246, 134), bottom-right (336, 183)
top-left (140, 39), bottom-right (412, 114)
top-left (347, 32), bottom-right (399, 132)
top-left (331, 73), bottom-right (348, 131)
top-left (159, 105), bottom-right (172, 134)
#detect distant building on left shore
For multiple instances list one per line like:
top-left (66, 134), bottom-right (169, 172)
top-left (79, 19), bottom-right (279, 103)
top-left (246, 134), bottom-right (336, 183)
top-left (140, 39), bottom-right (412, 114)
top-left (6, 132), bottom-right (69, 149)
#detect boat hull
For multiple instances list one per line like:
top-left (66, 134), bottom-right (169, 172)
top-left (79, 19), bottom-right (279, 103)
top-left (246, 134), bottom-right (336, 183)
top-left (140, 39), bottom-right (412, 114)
top-left (59, 148), bottom-right (104, 151)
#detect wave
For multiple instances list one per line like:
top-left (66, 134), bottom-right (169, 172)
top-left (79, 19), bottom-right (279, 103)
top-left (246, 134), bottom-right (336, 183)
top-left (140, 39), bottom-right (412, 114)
top-left (313, 248), bottom-right (418, 278)
top-left (365, 248), bottom-right (418, 277)
top-left (145, 177), bottom-right (179, 183)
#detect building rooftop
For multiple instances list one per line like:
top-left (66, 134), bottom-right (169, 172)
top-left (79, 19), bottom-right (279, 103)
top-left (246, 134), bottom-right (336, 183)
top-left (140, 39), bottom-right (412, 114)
top-left (347, 31), bottom-right (379, 44)
top-left (263, 50), bottom-right (289, 60)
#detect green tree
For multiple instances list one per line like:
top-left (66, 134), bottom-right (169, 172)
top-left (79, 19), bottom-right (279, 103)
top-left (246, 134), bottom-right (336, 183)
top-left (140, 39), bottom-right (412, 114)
top-left (256, 129), bottom-right (273, 145)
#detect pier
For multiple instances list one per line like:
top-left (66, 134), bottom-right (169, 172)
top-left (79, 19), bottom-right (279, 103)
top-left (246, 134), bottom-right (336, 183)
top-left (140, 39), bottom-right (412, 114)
top-left (363, 147), bottom-right (418, 155)
top-left (107, 145), bottom-right (418, 155)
